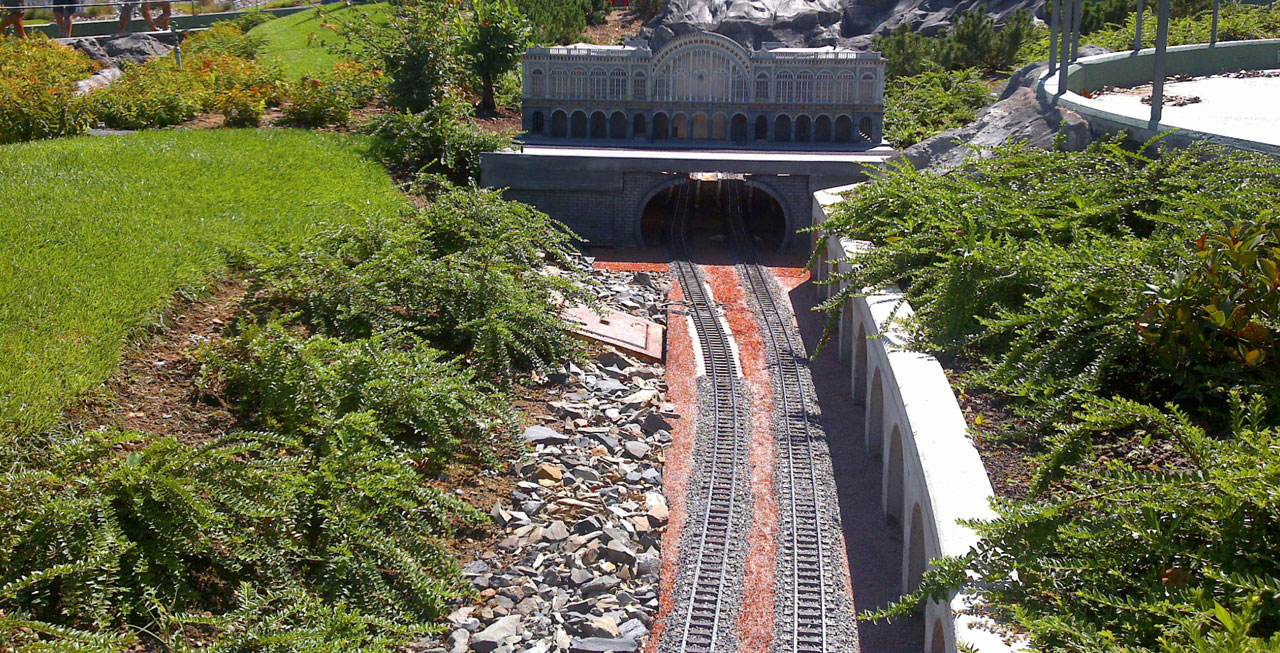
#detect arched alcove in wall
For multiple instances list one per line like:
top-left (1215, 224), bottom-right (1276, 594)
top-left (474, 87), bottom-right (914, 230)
top-left (907, 503), bottom-right (927, 593)
top-left (885, 425), bottom-right (904, 525)
top-left (854, 322), bottom-right (868, 406)
top-left (867, 368), bottom-right (884, 455)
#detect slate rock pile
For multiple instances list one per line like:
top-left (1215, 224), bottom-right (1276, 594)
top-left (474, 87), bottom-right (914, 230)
top-left (421, 265), bottom-right (676, 653)
top-left (570, 254), bottom-right (671, 325)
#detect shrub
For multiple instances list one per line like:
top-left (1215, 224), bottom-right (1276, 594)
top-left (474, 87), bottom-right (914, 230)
top-left (285, 62), bottom-right (384, 127)
top-left (206, 323), bottom-right (509, 462)
top-left (340, 0), bottom-right (460, 113)
top-left (215, 84), bottom-right (267, 127)
top-left (89, 57), bottom-right (208, 129)
top-left (820, 140), bottom-right (1280, 434)
top-left (242, 185), bottom-right (590, 381)
top-left (0, 37), bottom-right (97, 143)
top-left (882, 68), bottom-right (991, 148)
top-left (183, 21), bottom-right (266, 59)
top-left (368, 93), bottom-right (511, 183)
top-left (89, 53), bottom-right (284, 129)
top-left (513, 0), bottom-right (611, 44)
top-left (822, 139), bottom-right (1280, 652)
top-left (227, 8), bottom-right (276, 32)
top-left (456, 0), bottom-right (531, 112)
top-left (873, 9), bottom-right (1033, 77)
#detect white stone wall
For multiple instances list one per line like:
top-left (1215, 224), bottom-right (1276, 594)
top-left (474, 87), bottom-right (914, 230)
top-left (812, 185), bottom-right (1029, 653)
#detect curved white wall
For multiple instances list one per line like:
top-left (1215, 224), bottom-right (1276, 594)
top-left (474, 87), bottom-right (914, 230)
top-left (812, 185), bottom-right (1026, 653)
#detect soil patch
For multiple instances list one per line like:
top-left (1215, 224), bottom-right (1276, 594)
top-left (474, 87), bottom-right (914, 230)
top-left (584, 9), bottom-right (646, 45)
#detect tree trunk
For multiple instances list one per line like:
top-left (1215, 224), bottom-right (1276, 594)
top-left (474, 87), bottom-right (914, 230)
top-left (480, 71), bottom-right (496, 113)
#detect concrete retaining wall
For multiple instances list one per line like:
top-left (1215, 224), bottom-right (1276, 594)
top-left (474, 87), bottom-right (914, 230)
top-left (811, 185), bottom-right (1026, 653)
top-left (1039, 39), bottom-right (1280, 157)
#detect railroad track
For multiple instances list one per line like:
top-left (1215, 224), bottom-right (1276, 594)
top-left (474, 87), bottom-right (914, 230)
top-left (664, 182), bottom-right (753, 653)
top-left (724, 180), bottom-right (855, 653)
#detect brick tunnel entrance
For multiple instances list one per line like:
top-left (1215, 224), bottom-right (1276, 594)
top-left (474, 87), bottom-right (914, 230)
top-left (640, 174), bottom-right (788, 252)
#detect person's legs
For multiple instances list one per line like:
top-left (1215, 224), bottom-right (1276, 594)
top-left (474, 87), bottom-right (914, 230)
top-left (140, 0), bottom-right (153, 29)
top-left (1, 3), bottom-right (24, 37)
top-left (117, 1), bottom-right (134, 33)
top-left (155, 1), bottom-right (168, 30)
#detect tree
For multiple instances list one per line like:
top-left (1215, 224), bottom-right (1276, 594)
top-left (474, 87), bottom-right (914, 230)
top-left (339, 0), bottom-right (461, 113)
top-left (459, 0), bottom-right (532, 113)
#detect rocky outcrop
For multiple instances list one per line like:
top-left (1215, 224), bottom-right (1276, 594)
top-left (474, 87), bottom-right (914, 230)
top-left (68, 33), bottom-right (173, 68)
top-left (898, 60), bottom-right (1097, 170)
top-left (646, 0), bottom-right (1046, 50)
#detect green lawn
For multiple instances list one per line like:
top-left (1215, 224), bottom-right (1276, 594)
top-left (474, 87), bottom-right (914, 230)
top-left (0, 128), bottom-right (406, 436)
top-left (249, 3), bottom-right (390, 79)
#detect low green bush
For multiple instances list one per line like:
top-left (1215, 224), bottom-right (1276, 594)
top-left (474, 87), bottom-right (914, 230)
top-left (183, 21), bottom-right (266, 59)
top-left (882, 68), bottom-right (992, 148)
top-left (821, 140), bottom-right (1280, 650)
top-left (0, 36), bottom-right (97, 144)
top-left (514, 0), bottom-right (611, 44)
top-left (368, 94), bottom-right (511, 184)
top-left (242, 185), bottom-right (589, 382)
top-left (206, 323), bottom-right (508, 463)
top-left (227, 7), bottom-right (277, 32)
top-left (89, 53), bottom-right (284, 129)
top-left (285, 61), bottom-right (384, 126)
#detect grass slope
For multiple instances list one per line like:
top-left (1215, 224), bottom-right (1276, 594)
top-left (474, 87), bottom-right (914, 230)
top-left (0, 128), bottom-right (406, 436)
top-left (250, 3), bottom-right (389, 79)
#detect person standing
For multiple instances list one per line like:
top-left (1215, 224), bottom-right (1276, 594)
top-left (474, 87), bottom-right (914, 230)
top-left (52, 0), bottom-right (77, 37)
top-left (0, 0), bottom-right (25, 37)
top-left (117, 0), bottom-right (139, 33)
top-left (144, 0), bottom-right (168, 30)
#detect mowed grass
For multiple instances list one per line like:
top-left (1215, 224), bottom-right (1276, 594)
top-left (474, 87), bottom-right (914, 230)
top-left (250, 3), bottom-right (390, 79)
top-left (0, 129), bottom-right (407, 436)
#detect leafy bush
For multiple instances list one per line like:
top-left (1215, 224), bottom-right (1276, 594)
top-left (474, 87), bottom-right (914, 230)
top-left (89, 57), bottom-right (208, 129)
top-left (207, 323), bottom-right (508, 462)
top-left (183, 21), bottom-right (266, 59)
top-left (227, 7), bottom-right (276, 32)
top-left (821, 140), bottom-right (1280, 434)
top-left (822, 139), bottom-right (1280, 652)
top-left (882, 68), bottom-right (991, 148)
top-left (368, 93), bottom-right (511, 183)
top-left (285, 62), bottom-right (384, 127)
top-left (340, 0), bottom-right (460, 113)
top-left (215, 84), bottom-right (268, 126)
top-left (0, 36), bottom-right (97, 143)
top-left (89, 53), bottom-right (284, 129)
top-left (242, 185), bottom-right (589, 381)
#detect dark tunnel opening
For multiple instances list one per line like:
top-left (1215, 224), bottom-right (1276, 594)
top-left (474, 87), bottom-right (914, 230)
top-left (640, 176), bottom-right (787, 252)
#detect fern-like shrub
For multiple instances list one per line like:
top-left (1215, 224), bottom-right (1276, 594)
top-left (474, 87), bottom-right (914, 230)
top-left (0, 36), bottom-right (98, 143)
top-left (242, 185), bottom-right (590, 381)
top-left (820, 139), bottom-right (1280, 650)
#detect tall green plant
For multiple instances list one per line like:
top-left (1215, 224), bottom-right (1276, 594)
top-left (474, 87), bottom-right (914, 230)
top-left (458, 0), bottom-right (532, 112)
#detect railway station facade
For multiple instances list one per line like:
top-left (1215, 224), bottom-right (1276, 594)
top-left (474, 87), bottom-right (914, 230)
top-left (520, 32), bottom-right (886, 146)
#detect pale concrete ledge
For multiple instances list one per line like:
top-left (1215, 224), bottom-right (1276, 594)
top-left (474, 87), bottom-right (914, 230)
top-left (1038, 39), bottom-right (1280, 158)
top-left (811, 184), bottom-right (1026, 653)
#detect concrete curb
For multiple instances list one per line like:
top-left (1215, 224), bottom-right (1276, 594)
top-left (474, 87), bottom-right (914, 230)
top-left (811, 184), bottom-right (1026, 653)
top-left (1037, 39), bottom-right (1280, 158)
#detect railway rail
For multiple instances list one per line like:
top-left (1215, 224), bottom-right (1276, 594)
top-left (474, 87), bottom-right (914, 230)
top-left (726, 179), bottom-right (856, 653)
top-left (662, 177), bottom-right (854, 653)
top-left (664, 182), bottom-right (753, 653)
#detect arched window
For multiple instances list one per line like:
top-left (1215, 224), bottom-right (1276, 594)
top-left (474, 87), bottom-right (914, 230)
top-left (531, 111), bottom-right (545, 134)
top-left (837, 71), bottom-right (855, 104)
top-left (551, 110), bottom-right (568, 137)
top-left (732, 73), bottom-right (748, 102)
top-left (796, 71), bottom-right (814, 103)
top-left (632, 71), bottom-right (646, 100)
top-left (610, 69), bottom-right (627, 99)
top-left (529, 69), bottom-right (545, 98)
top-left (816, 71), bottom-right (834, 103)
top-left (571, 68), bottom-right (587, 100)
top-left (551, 68), bottom-right (569, 99)
top-left (859, 72), bottom-right (875, 103)
top-left (589, 69), bottom-right (607, 99)
top-left (776, 71), bottom-right (794, 103)
top-left (654, 67), bottom-right (670, 101)
top-left (755, 73), bottom-right (770, 101)
top-left (774, 114), bottom-right (791, 142)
